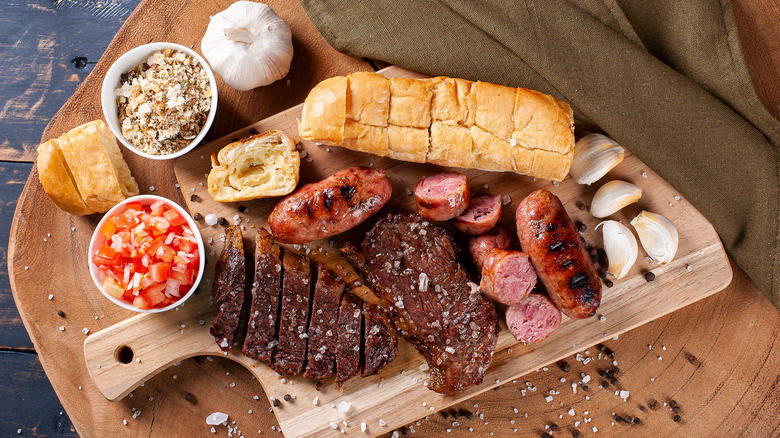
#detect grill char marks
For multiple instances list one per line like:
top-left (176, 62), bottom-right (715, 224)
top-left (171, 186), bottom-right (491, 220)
top-left (341, 213), bottom-right (499, 395)
top-left (303, 265), bottom-right (345, 380)
top-left (274, 251), bottom-right (312, 377)
top-left (335, 292), bottom-right (362, 387)
top-left (362, 303), bottom-right (398, 377)
top-left (242, 228), bottom-right (283, 366)
top-left (210, 225), bottom-right (246, 352)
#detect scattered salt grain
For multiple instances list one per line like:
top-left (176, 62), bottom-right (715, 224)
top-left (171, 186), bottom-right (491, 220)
top-left (206, 412), bottom-right (228, 425)
top-left (502, 195), bottom-right (511, 205)
top-left (205, 214), bottom-right (218, 226)
top-left (82, 328), bottom-right (90, 335)
top-left (48, 294), bottom-right (54, 300)
top-left (329, 422), bottom-right (338, 430)
top-left (361, 422), bottom-right (367, 432)
top-left (337, 401), bottom-right (351, 413)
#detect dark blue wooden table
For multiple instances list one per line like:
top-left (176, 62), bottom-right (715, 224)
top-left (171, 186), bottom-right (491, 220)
top-left (0, 1), bottom-right (140, 435)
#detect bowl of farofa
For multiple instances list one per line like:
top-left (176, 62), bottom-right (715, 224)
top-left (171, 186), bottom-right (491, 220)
top-left (101, 42), bottom-right (218, 160)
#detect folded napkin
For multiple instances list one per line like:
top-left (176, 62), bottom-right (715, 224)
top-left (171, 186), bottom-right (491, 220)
top-left (301, 0), bottom-right (780, 308)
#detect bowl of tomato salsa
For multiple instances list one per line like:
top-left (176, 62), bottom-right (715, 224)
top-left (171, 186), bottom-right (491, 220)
top-left (88, 195), bottom-right (205, 312)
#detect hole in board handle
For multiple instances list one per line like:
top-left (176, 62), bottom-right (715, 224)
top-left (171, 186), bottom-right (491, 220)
top-left (115, 345), bottom-right (134, 364)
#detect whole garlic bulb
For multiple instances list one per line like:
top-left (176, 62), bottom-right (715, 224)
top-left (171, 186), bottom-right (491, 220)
top-left (201, 1), bottom-right (293, 91)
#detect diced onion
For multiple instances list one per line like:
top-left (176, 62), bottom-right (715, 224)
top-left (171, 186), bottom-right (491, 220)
top-left (165, 232), bottom-right (175, 245)
top-left (123, 265), bottom-right (131, 284)
top-left (165, 279), bottom-right (182, 297)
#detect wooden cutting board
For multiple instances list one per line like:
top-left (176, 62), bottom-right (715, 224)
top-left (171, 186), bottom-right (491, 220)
top-left (82, 66), bottom-right (731, 438)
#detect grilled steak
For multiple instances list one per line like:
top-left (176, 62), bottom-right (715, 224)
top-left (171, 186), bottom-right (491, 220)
top-left (210, 225), bottom-right (245, 352)
top-left (341, 213), bottom-right (499, 395)
top-left (362, 303), bottom-right (398, 377)
top-left (242, 228), bottom-right (283, 366)
top-left (335, 292), bottom-right (362, 387)
top-left (274, 251), bottom-right (312, 377)
top-left (303, 265), bottom-right (345, 380)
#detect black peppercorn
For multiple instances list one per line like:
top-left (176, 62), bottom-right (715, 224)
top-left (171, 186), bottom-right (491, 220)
top-left (572, 430), bottom-right (581, 438)
top-left (559, 361), bottom-right (570, 372)
top-left (601, 380), bottom-right (610, 388)
top-left (633, 417), bottom-right (641, 424)
top-left (273, 398), bottom-right (281, 407)
top-left (598, 270), bottom-right (606, 279)
top-left (238, 206), bottom-right (247, 213)
top-left (57, 310), bottom-right (65, 317)
top-left (615, 415), bottom-right (623, 423)
top-left (549, 423), bottom-right (558, 431)
top-left (639, 405), bottom-right (646, 412)
top-left (605, 279), bottom-right (614, 288)
top-left (645, 272), bottom-right (656, 282)
top-left (541, 433), bottom-right (553, 438)
top-left (190, 194), bottom-right (201, 202)
top-left (610, 377), bottom-right (618, 385)
top-left (598, 369), bottom-right (607, 377)
top-left (193, 212), bottom-right (202, 221)
top-left (669, 399), bottom-right (678, 408)
top-left (315, 382), bottom-right (323, 391)
top-left (673, 415), bottom-right (681, 422)
top-left (185, 393), bottom-right (196, 403)
top-left (283, 394), bottom-right (291, 402)
top-left (687, 354), bottom-right (698, 364)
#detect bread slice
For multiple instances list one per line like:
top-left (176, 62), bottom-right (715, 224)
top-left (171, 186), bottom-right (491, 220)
top-left (54, 120), bottom-right (139, 213)
top-left (207, 130), bottom-right (300, 202)
top-left (36, 138), bottom-right (96, 216)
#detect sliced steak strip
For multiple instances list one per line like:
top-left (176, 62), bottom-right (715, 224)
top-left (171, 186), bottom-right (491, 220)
top-left (210, 225), bottom-right (246, 352)
top-left (242, 228), bottom-right (283, 366)
top-left (335, 292), bottom-right (362, 387)
top-left (362, 303), bottom-right (398, 377)
top-left (274, 250), bottom-right (312, 377)
top-left (341, 213), bottom-right (499, 395)
top-left (303, 264), bottom-right (345, 380)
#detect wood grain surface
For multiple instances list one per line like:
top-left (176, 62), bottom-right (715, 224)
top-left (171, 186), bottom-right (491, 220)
top-left (3, 0), bottom-right (780, 437)
top-left (78, 64), bottom-right (732, 437)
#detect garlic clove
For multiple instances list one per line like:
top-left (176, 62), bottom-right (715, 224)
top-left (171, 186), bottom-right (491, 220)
top-left (590, 180), bottom-right (642, 218)
top-left (597, 220), bottom-right (638, 279)
top-left (201, 2), bottom-right (294, 91)
top-left (630, 211), bottom-right (679, 265)
top-left (570, 133), bottom-right (625, 185)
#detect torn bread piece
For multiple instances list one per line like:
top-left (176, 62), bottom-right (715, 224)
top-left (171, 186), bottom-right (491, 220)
top-left (48, 120), bottom-right (139, 213)
top-left (207, 130), bottom-right (300, 202)
top-left (36, 138), bottom-right (96, 216)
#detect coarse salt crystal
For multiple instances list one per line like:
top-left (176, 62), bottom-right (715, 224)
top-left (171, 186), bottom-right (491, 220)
top-left (329, 422), bottom-right (338, 430)
top-left (206, 412), bottom-right (228, 425)
top-left (205, 214), bottom-right (218, 226)
top-left (379, 419), bottom-right (387, 427)
top-left (361, 422), bottom-right (367, 432)
top-left (337, 401), bottom-right (351, 413)
top-left (545, 396), bottom-right (553, 402)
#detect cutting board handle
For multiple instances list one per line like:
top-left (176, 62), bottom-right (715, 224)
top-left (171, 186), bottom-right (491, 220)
top-left (83, 306), bottom-right (227, 400)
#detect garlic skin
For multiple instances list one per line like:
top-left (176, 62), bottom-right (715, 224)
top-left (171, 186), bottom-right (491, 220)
top-left (570, 133), bottom-right (625, 185)
top-left (631, 211), bottom-right (679, 265)
top-left (597, 220), bottom-right (638, 279)
top-left (590, 180), bottom-right (642, 218)
top-left (201, 2), bottom-right (293, 91)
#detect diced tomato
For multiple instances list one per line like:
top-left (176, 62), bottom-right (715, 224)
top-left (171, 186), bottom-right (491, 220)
top-left (102, 277), bottom-right (124, 298)
top-left (125, 202), bottom-right (143, 212)
top-left (149, 262), bottom-right (170, 282)
top-left (132, 295), bottom-right (151, 310)
top-left (94, 199), bottom-right (200, 309)
top-left (99, 218), bottom-right (117, 240)
top-left (147, 216), bottom-right (171, 235)
top-left (158, 244), bottom-right (176, 263)
top-left (143, 283), bottom-right (167, 306)
top-left (163, 208), bottom-right (187, 226)
top-left (150, 201), bottom-right (165, 216)
top-left (176, 238), bottom-right (198, 254)
top-left (170, 268), bottom-right (193, 286)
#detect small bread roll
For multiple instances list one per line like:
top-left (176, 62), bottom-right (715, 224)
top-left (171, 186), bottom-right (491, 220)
top-left (207, 130), bottom-right (300, 202)
top-left (57, 120), bottom-right (139, 212)
top-left (36, 138), bottom-right (95, 216)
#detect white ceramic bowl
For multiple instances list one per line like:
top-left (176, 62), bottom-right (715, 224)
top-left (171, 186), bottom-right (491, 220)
top-left (88, 195), bottom-right (206, 313)
top-left (101, 42), bottom-right (219, 160)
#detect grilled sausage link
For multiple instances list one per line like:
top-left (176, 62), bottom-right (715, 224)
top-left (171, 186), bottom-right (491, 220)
top-left (515, 189), bottom-right (601, 319)
top-left (269, 167), bottom-right (392, 243)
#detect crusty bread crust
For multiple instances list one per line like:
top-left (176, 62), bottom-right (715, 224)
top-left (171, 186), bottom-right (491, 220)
top-left (299, 73), bottom-right (575, 181)
top-left (207, 130), bottom-right (300, 202)
top-left (36, 138), bottom-right (95, 216)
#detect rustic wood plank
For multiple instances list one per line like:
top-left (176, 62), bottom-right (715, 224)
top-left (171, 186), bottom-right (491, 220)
top-left (0, 162), bottom-right (33, 350)
top-left (0, 350), bottom-right (77, 437)
top-left (0, 0), bottom-right (141, 162)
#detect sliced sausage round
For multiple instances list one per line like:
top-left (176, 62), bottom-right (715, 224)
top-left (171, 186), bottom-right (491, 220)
top-left (269, 166), bottom-right (391, 243)
top-left (479, 248), bottom-right (537, 305)
top-left (414, 172), bottom-right (470, 221)
top-left (516, 189), bottom-right (602, 319)
top-left (505, 293), bottom-right (561, 345)
top-left (453, 194), bottom-right (502, 235)
top-left (468, 226), bottom-right (513, 270)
